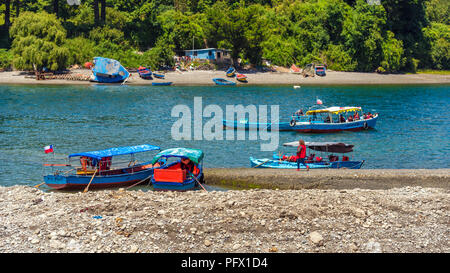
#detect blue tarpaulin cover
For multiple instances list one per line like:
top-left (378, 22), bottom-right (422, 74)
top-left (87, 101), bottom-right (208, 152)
top-left (69, 144), bottom-right (161, 160)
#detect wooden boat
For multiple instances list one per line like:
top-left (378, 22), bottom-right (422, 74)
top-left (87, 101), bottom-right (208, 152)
top-left (151, 148), bottom-right (204, 191)
top-left (153, 73), bottom-right (165, 79)
top-left (290, 64), bottom-right (302, 74)
top-left (236, 73), bottom-right (247, 82)
top-left (90, 57), bottom-right (130, 83)
top-left (213, 78), bottom-right (236, 85)
top-left (226, 67), bottom-right (236, 77)
top-left (223, 106), bottom-right (378, 132)
top-left (250, 141), bottom-right (365, 169)
top-left (137, 66), bottom-right (153, 79)
top-left (315, 65), bottom-right (326, 76)
top-left (43, 144), bottom-right (161, 190)
top-left (152, 82), bottom-right (172, 86)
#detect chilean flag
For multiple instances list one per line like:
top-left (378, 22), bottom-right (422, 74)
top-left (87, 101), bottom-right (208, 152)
top-left (44, 145), bottom-right (54, 154)
top-left (317, 98), bottom-right (323, 105)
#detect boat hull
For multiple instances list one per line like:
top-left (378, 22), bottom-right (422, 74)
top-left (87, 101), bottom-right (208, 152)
top-left (44, 168), bottom-right (154, 190)
top-left (223, 116), bottom-right (378, 132)
top-left (151, 173), bottom-right (203, 191)
top-left (250, 157), bottom-right (364, 169)
top-left (213, 78), bottom-right (236, 85)
top-left (152, 82), bottom-right (172, 86)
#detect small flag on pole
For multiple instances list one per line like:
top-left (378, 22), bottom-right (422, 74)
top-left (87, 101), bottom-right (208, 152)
top-left (44, 145), bottom-right (54, 154)
top-left (317, 98), bottom-right (323, 105)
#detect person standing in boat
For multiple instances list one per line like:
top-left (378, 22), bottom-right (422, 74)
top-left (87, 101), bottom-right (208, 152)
top-left (297, 139), bottom-right (309, 171)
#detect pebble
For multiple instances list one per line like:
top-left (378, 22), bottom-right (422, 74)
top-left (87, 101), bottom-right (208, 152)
top-left (0, 185), bottom-right (447, 253)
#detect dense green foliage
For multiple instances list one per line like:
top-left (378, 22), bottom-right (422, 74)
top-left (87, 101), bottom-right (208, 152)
top-left (0, 0), bottom-right (448, 72)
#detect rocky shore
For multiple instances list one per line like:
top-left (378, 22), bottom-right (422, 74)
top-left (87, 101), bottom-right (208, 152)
top-left (0, 70), bottom-right (449, 85)
top-left (1, 180), bottom-right (448, 253)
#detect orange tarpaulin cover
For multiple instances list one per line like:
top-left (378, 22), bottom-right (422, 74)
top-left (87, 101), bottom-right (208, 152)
top-left (290, 64), bottom-right (301, 73)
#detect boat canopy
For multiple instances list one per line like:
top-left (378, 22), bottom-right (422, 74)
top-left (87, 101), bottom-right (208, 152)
top-left (306, 107), bottom-right (361, 115)
top-left (68, 144), bottom-right (161, 160)
top-left (151, 148), bottom-right (204, 165)
top-left (93, 57), bottom-right (127, 77)
top-left (283, 141), bottom-right (354, 153)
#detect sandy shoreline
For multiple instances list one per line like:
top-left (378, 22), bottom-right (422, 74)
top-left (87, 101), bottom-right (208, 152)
top-left (1, 69), bottom-right (449, 86)
top-left (0, 169), bottom-right (449, 253)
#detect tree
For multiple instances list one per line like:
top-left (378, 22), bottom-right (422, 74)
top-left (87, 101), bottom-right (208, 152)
top-left (10, 11), bottom-right (69, 71)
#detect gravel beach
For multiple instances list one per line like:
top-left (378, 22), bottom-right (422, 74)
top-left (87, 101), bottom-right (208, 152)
top-left (0, 169), bottom-right (448, 253)
top-left (0, 70), bottom-right (449, 85)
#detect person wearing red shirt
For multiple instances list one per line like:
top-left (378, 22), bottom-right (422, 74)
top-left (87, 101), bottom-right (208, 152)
top-left (297, 139), bottom-right (309, 171)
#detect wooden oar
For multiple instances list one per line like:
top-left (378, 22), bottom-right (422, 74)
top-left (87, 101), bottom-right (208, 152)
top-left (252, 159), bottom-right (270, 168)
top-left (34, 182), bottom-right (45, 188)
top-left (83, 168), bottom-right (98, 193)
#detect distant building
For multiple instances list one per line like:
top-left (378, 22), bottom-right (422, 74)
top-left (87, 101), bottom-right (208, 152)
top-left (178, 48), bottom-right (232, 64)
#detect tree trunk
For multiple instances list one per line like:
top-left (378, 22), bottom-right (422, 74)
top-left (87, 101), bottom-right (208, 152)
top-left (14, 0), bottom-right (20, 18)
top-left (53, 0), bottom-right (58, 18)
top-left (4, 0), bottom-right (11, 28)
top-left (93, 0), bottom-right (99, 26)
top-left (100, 0), bottom-right (106, 25)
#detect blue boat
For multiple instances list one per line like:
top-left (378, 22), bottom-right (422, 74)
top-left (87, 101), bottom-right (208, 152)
top-left (250, 141), bottom-right (365, 169)
top-left (138, 66), bottom-right (153, 79)
top-left (223, 106), bottom-right (378, 132)
top-left (151, 148), bottom-right (204, 191)
top-left (213, 78), bottom-right (236, 85)
top-left (152, 82), bottom-right (173, 86)
top-left (43, 144), bottom-right (161, 190)
top-left (91, 57), bottom-right (130, 83)
top-left (153, 73), bottom-right (165, 79)
top-left (226, 67), bottom-right (236, 77)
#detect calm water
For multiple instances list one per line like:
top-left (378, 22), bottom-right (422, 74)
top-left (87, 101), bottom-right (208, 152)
top-left (0, 84), bottom-right (449, 187)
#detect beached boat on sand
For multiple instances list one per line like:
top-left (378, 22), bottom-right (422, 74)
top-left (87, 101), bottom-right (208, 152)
top-left (223, 106), bottom-right (378, 132)
top-left (236, 73), bottom-right (247, 82)
top-left (152, 82), bottom-right (172, 86)
top-left (250, 141), bottom-right (365, 169)
top-left (213, 78), bottom-right (236, 85)
top-left (226, 67), bottom-right (236, 77)
top-left (43, 145), bottom-right (161, 190)
top-left (137, 66), bottom-right (153, 79)
top-left (151, 148), bottom-right (204, 191)
top-left (91, 57), bottom-right (130, 83)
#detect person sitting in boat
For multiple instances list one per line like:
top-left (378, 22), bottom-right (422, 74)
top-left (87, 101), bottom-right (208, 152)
top-left (339, 115), bottom-right (346, 123)
top-left (296, 139), bottom-right (309, 171)
top-left (354, 112), bottom-right (360, 120)
top-left (294, 109), bottom-right (304, 116)
top-left (324, 116), bottom-right (331, 123)
top-left (180, 158), bottom-right (196, 175)
top-left (367, 112), bottom-right (373, 118)
top-left (348, 115), bottom-right (353, 122)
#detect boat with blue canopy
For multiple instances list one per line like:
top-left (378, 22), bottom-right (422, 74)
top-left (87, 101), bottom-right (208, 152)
top-left (213, 78), bottom-right (236, 85)
top-left (150, 148), bottom-right (204, 191)
top-left (43, 144), bottom-right (161, 190)
top-left (90, 57), bottom-right (130, 83)
top-left (250, 141), bottom-right (365, 169)
top-left (223, 105), bottom-right (378, 132)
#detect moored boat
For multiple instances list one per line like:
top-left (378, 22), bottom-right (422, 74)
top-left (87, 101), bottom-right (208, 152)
top-left (223, 106), bottom-right (378, 132)
top-left (90, 57), bottom-right (130, 83)
top-left (151, 148), bottom-right (204, 191)
top-left (43, 144), bottom-right (161, 190)
top-left (250, 141), bottom-right (365, 169)
top-left (213, 78), bottom-right (236, 85)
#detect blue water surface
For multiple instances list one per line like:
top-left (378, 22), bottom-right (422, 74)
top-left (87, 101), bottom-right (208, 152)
top-left (0, 84), bottom-right (449, 187)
